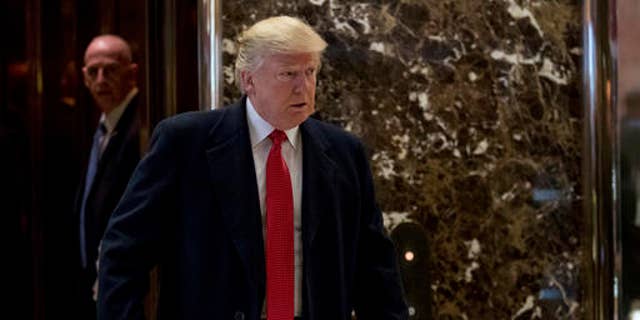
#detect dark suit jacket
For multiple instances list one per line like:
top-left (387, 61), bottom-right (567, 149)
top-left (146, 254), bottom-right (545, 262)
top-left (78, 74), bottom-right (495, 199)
top-left (75, 95), bottom-right (141, 281)
top-left (98, 97), bottom-right (408, 320)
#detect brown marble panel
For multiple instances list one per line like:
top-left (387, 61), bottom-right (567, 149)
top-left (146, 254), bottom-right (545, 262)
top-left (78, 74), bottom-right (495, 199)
top-left (222, 0), bottom-right (583, 318)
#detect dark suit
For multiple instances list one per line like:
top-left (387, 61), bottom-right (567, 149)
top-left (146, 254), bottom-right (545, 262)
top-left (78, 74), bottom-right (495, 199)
top-left (75, 95), bottom-right (141, 315)
top-left (98, 97), bottom-right (408, 320)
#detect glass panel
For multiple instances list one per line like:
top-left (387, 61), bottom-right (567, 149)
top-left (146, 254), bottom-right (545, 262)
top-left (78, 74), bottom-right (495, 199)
top-left (617, 0), bottom-right (640, 318)
top-left (2, 0), bottom-right (33, 317)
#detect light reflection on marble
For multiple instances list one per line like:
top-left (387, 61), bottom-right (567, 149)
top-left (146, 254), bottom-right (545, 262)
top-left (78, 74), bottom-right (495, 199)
top-left (222, 0), bottom-right (583, 318)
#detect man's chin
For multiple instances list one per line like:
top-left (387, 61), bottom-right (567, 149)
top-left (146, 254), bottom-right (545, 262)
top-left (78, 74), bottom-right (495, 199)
top-left (94, 98), bottom-right (117, 112)
top-left (282, 114), bottom-right (312, 130)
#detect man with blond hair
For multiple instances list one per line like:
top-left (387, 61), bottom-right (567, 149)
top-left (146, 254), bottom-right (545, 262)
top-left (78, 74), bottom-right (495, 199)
top-left (97, 16), bottom-right (408, 320)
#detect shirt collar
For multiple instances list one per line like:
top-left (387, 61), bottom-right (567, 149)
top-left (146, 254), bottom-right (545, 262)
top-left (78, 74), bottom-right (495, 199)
top-left (100, 87), bottom-right (138, 133)
top-left (246, 97), bottom-right (299, 149)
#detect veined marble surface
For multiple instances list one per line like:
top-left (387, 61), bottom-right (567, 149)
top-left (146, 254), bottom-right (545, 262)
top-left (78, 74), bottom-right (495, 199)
top-left (222, 0), bottom-right (583, 318)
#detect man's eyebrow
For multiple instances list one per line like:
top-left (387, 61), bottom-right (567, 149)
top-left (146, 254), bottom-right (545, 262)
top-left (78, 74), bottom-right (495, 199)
top-left (275, 61), bottom-right (318, 68)
top-left (274, 61), bottom-right (299, 67)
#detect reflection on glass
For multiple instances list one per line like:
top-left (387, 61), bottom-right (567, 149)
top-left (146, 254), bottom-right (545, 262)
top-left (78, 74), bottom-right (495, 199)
top-left (618, 0), bottom-right (640, 318)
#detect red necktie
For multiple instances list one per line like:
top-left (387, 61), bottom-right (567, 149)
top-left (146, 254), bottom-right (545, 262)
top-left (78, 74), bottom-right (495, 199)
top-left (266, 130), bottom-right (294, 320)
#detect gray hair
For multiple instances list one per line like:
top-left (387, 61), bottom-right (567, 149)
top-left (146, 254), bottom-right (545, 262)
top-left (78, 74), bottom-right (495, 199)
top-left (234, 16), bottom-right (327, 91)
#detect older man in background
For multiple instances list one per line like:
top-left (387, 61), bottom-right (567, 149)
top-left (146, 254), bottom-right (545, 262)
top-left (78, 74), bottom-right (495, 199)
top-left (75, 34), bottom-right (141, 319)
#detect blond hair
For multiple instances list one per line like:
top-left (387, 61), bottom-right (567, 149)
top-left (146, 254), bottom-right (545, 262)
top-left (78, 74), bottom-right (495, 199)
top-left (235, 16), bottom-right (327, 91)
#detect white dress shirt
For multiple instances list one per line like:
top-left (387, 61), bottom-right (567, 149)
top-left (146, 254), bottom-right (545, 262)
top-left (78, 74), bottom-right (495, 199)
top-left (246, 98), bottom-right (303, 316)
top-left (98, 87), bottom-right (138, 155)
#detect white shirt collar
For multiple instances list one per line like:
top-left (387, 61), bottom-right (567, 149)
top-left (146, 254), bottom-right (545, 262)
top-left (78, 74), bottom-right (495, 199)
top-left (100, 87), bottom-right (138, 133)
top-left (246, 97), bottom-right (299, 149)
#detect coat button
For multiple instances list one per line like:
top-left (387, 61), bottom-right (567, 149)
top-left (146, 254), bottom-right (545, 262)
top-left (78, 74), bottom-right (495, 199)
top-left (234, 311), bottom-right (245, 320)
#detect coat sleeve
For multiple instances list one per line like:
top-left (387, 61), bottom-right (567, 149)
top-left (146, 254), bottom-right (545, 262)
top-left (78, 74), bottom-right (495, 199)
top-left (352, 141), bottom-right (409, 320)
top-left (97, 119), bottom-right (179, 320)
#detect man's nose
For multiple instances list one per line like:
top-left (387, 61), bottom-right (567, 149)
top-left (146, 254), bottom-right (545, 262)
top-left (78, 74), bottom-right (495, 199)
top-left (292, 73), bottom-right (313, 93)
top-left (94, 68), bottom-right (106, 82)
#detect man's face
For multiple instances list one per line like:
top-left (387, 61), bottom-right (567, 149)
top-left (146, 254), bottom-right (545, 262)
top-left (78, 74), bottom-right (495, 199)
top-left (83, 41), bottom-right (136, 113)
top-left (243, 52), bottom-right (320, 130)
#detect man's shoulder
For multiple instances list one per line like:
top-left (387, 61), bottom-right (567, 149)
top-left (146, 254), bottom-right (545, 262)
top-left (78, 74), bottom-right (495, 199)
top-left (156, 101), bottom-right (242, 136)
top-left (304, 116), bottom-right (362, 147)
top-left (161, 109), bottom-right (222, 129)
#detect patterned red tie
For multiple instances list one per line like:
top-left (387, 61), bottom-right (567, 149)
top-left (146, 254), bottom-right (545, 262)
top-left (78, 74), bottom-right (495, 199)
top-left (266, 130), bottom-right (294, 320)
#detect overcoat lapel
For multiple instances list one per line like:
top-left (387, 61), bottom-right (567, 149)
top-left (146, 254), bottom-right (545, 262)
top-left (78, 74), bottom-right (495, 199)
top-left (299, 119), bottom-right (339, 319)
top-left (205, 99), bottom-right (266, 294)
top-left (300, 119), bottom-right (338, 255)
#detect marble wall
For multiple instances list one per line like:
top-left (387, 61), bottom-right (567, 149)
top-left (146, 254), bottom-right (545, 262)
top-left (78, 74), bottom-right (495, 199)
top-left (221, 0), bottom-right (583, 318)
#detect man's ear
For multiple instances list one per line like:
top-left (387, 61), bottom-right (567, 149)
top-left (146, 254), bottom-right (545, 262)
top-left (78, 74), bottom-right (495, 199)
top-left (129, 63), bottom-right (139, 76)
top-left (240, 70), bottom-right (254, 94)
top-left (128, 63), bottom-right (139, 85)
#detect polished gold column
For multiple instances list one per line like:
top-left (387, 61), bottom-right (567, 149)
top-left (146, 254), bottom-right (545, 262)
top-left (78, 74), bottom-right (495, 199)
top-left (583, 0), bottom-right (618, 319)
top-left (197, 0), bottom-right (222, 110)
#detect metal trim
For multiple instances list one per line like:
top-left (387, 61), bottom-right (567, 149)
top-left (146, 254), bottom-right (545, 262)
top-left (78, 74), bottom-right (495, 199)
top-left (163, 0), bottom-right (177, 116)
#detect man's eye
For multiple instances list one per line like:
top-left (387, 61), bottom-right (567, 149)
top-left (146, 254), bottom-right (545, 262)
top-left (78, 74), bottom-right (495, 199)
top-left (277, 71), bottom-right (297, 81)
top-left (103, 66), bottom-right (116, 76)
top-left (305, 68), bottom-right (316, 76)
top-left (87, 67), bottom-right (98, 77)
